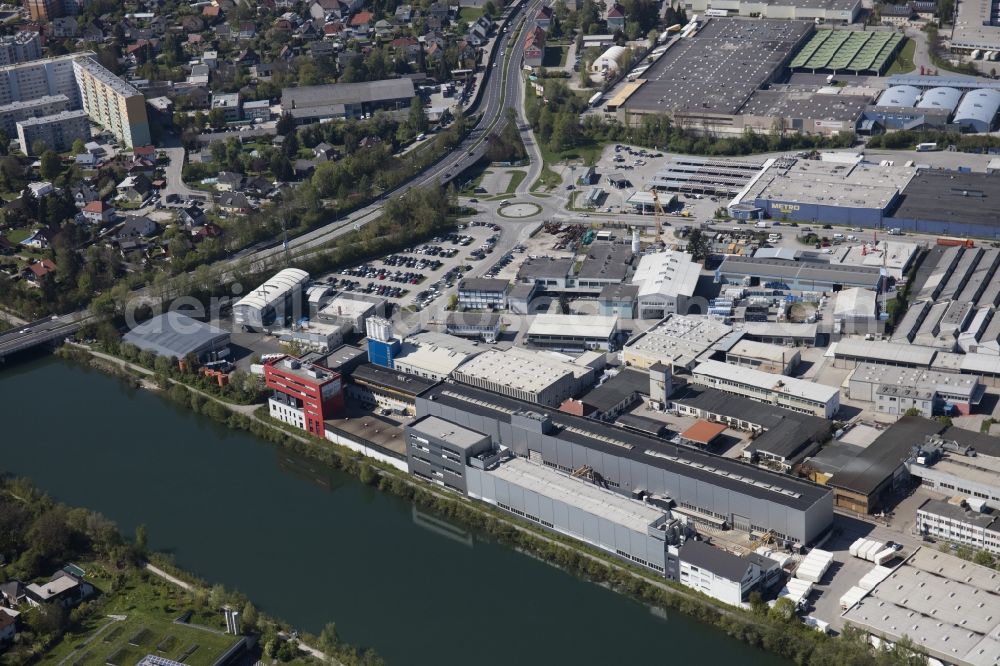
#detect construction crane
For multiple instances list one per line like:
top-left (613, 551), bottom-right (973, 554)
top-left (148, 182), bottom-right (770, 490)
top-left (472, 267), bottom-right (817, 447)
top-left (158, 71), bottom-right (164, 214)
top-left (572, 465), bottom-right (607, 488)
top-left (651, 189), bottom-right (664, 243)
top-left (743, 529), bottom-right (776, 555)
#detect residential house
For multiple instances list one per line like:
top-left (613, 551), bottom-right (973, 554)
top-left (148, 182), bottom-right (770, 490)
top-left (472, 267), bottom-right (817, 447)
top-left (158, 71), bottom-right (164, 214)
top-left (71, 183), bottom-right (99, 208)
top-left (116, 215), bottom-right (157, 241)
top-left (116, 174), bottom-right (153, 203)
top-left (606, 4), bottom-right (625, 30)
top-left (390, 36), bottom-right (421, 62)
top-left (0, 582), bottom-right (26, 607)
top-left (374, 19), bottom-right (394, 39)
top-left (238, 21), bottom-right (256, 39)
top-left (27, 258), bottom-right (56, 280)
top-left (429, 2), bottom-right (449, 20)
top-left (27, 181), bottom-right (54, 198)
top-left (24, 570), bottom-right (94, 609)
top-left (217, 191), bottom-right (252, 214)
top-left (50, 16), bottom-right (78, 37)
top-left (245, 175), bottom-right (274, 195)
top-left (177, 204), bottom-right (206, 227)
top-left (215, 171), bottom-right (244, 191)
top-left (523, 25), bottom-right (545, 68)
top-left (394, 4), bottom-right (413, 22)
top-left (79, 22), bottom-right (104, 41)
top-left (236, 48), bottom-right (259, 65)
top-left (457, 40), bottom-right (477, 68)
top-left (20, 228), bottom-right (52, 249)
top-left (75, 153), bottom-right (98, 168)
top-left (202, 4), bottom-right (221, 20)
top-left (0, 609), bottom-right (15, 644)
top-left (192, 221), bottom-right (222, 241)
top-left (127, 156), bottom-right (156, 178)
top-left (82, 200), bottom-right (114, 224)
top-left (535, 5), bottom-right (553, 30)
top-left (313, 142), bottom-right (336, 160)
top-left (350, 10), bottom-right (374, 33)
top-left (180, 15), bottom-right (204, 32)
top-left (214, 23), bottom-right (232, 41)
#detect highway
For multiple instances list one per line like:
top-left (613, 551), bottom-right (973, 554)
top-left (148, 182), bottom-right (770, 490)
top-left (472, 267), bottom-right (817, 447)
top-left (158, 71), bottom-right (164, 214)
top-left (0, 312), bottom-right (93, 361)
top-left (235, 0), bottom-right (543, 270)
top-left (0, 1), bottom-right (544, 358)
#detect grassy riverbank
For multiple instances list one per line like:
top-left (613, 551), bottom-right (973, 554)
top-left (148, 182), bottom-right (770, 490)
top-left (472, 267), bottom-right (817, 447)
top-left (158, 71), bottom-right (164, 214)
top-left (0, 472), bottom-right (384, 666)
top-left (53, 345), bottom-right (927, 666)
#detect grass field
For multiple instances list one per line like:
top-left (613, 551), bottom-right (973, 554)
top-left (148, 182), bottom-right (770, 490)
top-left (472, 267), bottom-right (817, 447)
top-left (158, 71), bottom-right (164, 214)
top-left (458, 6), bottom-right (483, 23)
top-left (4, 226), bottom-right (34, 244)
top-left (505, 169), bottom-right (526, 193)
top-left (43, 566), bottom-right (238, 666)
top-left (886, 38), bottom-right (915, 76)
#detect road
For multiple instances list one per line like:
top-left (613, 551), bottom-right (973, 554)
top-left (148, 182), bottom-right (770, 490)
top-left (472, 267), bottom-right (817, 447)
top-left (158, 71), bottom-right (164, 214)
top-left (160, 146), bottom-right (214, 209)
top-left (0, 311), bottom-right (93, 361)
top-left (232, 0), bottom-right (544, 271)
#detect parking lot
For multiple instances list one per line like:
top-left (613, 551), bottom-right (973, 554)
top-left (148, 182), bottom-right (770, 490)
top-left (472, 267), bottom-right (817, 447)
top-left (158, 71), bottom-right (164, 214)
top-left (316, 223), bottom-right (501, 312)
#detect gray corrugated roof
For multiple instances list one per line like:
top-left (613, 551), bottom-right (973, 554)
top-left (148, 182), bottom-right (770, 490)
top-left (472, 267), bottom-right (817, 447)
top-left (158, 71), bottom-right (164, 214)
top-left (829, 416), bottom-right (943, 496)
top-left (423, 382), bottom-right (830, 510)
top-left (350, 362), bottom-right (438, 395)
top-left (719, 256), bottom-right (882, 288)
top-left (281, 78), bottom-right (415, 108)
top-left (122, 311), bottom-right (229, 359)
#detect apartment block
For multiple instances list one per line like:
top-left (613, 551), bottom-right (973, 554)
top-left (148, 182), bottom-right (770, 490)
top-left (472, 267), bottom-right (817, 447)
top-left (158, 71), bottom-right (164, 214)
top-left (0, 32), bottom-right (41, 66)
top-left (73, 57), bottom-right (151, 148)
top-left (17, 109), bottom-right (89, 155)
top-left (24, 0), bottom-right (63, 21)
top-left (0, 54), bottom-right (81, 107)
top-left (0, 94), bottom-right (71, 136)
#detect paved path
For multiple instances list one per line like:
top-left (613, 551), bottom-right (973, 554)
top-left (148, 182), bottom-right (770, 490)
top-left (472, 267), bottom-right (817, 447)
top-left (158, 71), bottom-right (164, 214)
top-left (144, 562), bottom-right (194, 591)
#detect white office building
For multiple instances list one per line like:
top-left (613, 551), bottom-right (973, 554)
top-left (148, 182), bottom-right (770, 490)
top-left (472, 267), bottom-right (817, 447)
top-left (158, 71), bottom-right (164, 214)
top-left (691, 359), bottom-right (840, 418)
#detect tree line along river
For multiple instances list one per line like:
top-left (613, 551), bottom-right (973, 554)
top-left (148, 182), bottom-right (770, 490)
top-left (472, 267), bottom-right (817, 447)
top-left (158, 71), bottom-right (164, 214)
top-left (0, 356), bottom-right (788, 666)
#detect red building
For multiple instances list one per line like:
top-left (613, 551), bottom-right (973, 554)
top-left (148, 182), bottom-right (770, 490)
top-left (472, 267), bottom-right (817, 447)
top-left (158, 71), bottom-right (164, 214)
top-left (264, 356), bottom-right (344, 437)
top-left (523, 26), bottom-right (545, 68)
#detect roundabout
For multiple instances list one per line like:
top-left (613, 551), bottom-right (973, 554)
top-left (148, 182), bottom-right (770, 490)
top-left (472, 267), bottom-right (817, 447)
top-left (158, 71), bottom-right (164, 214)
top-left (497, 201), bottom-right (542, 218)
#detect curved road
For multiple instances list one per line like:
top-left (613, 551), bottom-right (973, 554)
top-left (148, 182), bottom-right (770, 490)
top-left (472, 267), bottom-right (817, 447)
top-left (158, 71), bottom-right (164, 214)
top-left (236, 0), bottom-right (544, 271)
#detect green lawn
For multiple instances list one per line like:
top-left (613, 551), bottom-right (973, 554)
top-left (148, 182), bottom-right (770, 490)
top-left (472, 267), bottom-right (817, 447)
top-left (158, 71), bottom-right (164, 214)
top-left (42, 566), bottom-right (239, 666)
top-left (4, 226), bottom-right (34, 244)
top-left (505, 169), bottom-right (527, 193)
top-left (458, 6), bottom-right (483, 23)
top-left (886, 38), bottom-right (915, 75)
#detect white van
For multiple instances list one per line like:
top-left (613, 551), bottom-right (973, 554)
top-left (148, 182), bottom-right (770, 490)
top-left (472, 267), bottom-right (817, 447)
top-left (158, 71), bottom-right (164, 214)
top-left (833, 233), bottom-right (845, 241)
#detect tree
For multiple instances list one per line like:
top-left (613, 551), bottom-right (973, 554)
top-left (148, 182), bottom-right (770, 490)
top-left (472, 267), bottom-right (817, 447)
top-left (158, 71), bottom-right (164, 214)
top-left (40, 150), bottom-right (62, 180)
top-left (482, 0), bottom-right (497, 17)
top-left (207, 107), bottom-right (227, 129)
top-left (241, 601), bottom-right (259, 631)
top-left (134, 524), bottom-right (148, 552)
top-left (903, 407), bottom-right (923, 417)
top-left (685, 229), bottom-right (711, 262)
top-left (408, 95), bottom-right (428, 134)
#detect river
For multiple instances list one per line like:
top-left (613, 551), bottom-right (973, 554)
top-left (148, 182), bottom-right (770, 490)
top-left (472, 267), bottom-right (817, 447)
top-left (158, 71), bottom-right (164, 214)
top-left (0, 357), bottom-right (787, 666)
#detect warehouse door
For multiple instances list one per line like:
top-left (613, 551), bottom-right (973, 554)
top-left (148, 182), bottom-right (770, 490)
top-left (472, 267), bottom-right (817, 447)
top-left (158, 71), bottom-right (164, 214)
top-left (732, 514), bottom-right (752, 533)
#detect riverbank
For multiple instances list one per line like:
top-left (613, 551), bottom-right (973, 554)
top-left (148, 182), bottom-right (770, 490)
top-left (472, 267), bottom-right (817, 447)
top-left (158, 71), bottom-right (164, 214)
top-left (0, 474), bottom-right (375, 666)
top-left (46, 346), bottom-right (924, 666)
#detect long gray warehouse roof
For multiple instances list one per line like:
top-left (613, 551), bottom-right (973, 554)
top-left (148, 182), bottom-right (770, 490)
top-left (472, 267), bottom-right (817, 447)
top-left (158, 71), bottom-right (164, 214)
top-left (829, 416), bottom-right (943, 495)
top-left (891, 171), bottom-right (1000, 227)
top-left (421, 382), bottom-right (830, 511)
top-left (281, 78), bottom-right (415, 109)
top-left (718, 256), bottom-right (882, 288)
